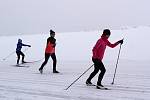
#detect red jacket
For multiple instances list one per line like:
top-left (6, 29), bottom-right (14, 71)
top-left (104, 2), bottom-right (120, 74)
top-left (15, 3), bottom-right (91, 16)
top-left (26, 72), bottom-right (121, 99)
top-left (92, 36), bottom-right (119, 60)
top-left (45, 42), bottom-right (55, 53)
top-left (45, 37), bottom-right (56, 54)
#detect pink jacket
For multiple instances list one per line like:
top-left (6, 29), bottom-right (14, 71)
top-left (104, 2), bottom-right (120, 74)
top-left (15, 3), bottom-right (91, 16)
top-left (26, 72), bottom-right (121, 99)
top-left (92, 36), bottom-right (119, 60)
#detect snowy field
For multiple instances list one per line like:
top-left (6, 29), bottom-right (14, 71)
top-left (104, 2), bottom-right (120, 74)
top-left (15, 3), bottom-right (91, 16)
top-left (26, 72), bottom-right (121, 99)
top-left (0, 26), bottom-right (150, 100)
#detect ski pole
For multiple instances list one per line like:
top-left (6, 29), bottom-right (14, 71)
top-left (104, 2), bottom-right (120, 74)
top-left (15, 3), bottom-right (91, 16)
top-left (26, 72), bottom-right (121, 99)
top-left (2, 48), bottom-right (29, 61)
top-left (65, 64), bottom-right (94, 90)
top-left (111, 44), bottom-right (122, 85)
top-left (2, 51), bottom-right (16, 61)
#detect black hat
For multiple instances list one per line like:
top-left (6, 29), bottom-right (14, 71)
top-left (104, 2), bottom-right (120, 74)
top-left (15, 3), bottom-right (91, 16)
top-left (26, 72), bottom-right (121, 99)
top-left (50, 30), bottom-right (55, 34)
top-left (102, 29), bottom-right (111, 37)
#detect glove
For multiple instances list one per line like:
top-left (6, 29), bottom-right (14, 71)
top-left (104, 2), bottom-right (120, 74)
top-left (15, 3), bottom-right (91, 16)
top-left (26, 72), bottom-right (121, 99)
top-left (118, 39), bottom-right (123, 44)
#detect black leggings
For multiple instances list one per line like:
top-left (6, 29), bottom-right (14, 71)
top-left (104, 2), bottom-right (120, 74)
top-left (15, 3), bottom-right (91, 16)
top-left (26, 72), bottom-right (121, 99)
top-left (16, 51), bottom-right (25, 64)
top-left (39, 53), bottom-right (57, 71)
top-left (87, 58), bottom-right (106, 85)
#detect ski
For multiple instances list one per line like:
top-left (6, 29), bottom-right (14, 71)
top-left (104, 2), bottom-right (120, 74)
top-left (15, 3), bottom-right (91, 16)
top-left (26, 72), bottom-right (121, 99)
top-left (86, 84), bottom-right (96, 86)
top-left (12, 64), bottom-right (30, 67)
top-left (96, 86), bottom-right (110, 90)
top-left (21, 59), bottom-right (42, 64)
top-left (21, 62), bottom-right (33, 64)
top-left (19, 59), bottom-right (42, 65)
top-left (86, 84), bottom-right (110, 90)
top-left (11, 62), bottom-right (32, 67)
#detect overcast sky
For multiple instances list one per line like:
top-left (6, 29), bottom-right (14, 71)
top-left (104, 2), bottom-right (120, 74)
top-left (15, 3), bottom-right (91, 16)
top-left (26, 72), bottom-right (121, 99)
top-left (0, 0), bottom-right (150, 35)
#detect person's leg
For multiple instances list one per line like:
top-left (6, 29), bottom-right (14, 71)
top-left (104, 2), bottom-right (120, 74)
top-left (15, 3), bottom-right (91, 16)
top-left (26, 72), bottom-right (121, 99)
top-left (16, 51), bottom-right (20, 64)
top-left (20, 51), bottom-right (25, 63)
top-left (39, 53), bottom-right (50, 70)
top-left (86, 58), bottom-right (100, 84)
top-left (97, 61), bottom-right (106, 86)
top-left (51, 53), bottom-right (59, 73)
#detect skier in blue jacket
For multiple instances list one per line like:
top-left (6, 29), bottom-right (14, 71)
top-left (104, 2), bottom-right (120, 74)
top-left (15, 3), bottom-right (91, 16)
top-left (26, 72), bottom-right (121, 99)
top-left (16, 39), bottom-right (31, 65)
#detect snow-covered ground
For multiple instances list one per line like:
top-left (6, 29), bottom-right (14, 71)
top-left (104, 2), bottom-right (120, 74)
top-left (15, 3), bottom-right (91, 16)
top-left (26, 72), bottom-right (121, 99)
top-left (0, 26), bottom-right (150, 100)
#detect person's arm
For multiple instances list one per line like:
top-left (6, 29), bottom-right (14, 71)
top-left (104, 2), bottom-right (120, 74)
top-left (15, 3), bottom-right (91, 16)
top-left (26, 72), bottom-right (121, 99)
top-left (106, 40), bottom-right (120, 48)
top-left (46, 38), bottom-right (49, 45)
top-left (22, 43), bottom-right (31, 47)
top-left (49, 38), bottom-right (56, 47)
top-left (92, 40), bottom-right (101, 57)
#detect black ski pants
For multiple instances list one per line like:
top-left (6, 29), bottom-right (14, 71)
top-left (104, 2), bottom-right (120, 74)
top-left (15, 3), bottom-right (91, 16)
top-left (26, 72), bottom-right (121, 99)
top-left (16, 51), bottom-right (25, 64)
top-left (87, 58), bottom-right (106, 85)
top-left (39, 53), bottom-right (57, 71)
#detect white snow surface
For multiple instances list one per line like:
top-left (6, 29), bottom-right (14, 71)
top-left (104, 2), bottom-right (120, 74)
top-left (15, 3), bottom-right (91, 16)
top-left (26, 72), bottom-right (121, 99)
top-left (0, 26), bottom-right (150, 100)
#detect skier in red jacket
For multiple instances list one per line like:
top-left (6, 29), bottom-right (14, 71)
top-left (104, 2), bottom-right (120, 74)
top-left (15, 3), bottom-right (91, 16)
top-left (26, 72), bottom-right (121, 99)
top-left (39, 30), bottom-right (59, 74)
top-left (86, 29), bottom-right (123, 89)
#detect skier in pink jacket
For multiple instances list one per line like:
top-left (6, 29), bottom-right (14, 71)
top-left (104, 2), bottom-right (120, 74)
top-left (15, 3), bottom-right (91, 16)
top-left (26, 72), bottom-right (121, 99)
top-left (86, 29), bottom-right (123, 89)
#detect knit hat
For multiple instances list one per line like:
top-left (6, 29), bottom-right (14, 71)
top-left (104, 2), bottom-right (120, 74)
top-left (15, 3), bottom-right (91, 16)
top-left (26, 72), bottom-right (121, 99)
top-left (101, 29), bottom-right (111, 37)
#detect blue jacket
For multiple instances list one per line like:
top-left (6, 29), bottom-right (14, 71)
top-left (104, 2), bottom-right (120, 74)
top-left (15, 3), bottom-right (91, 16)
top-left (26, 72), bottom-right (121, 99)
top-left (16, 42), bottom-right (29, 52)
